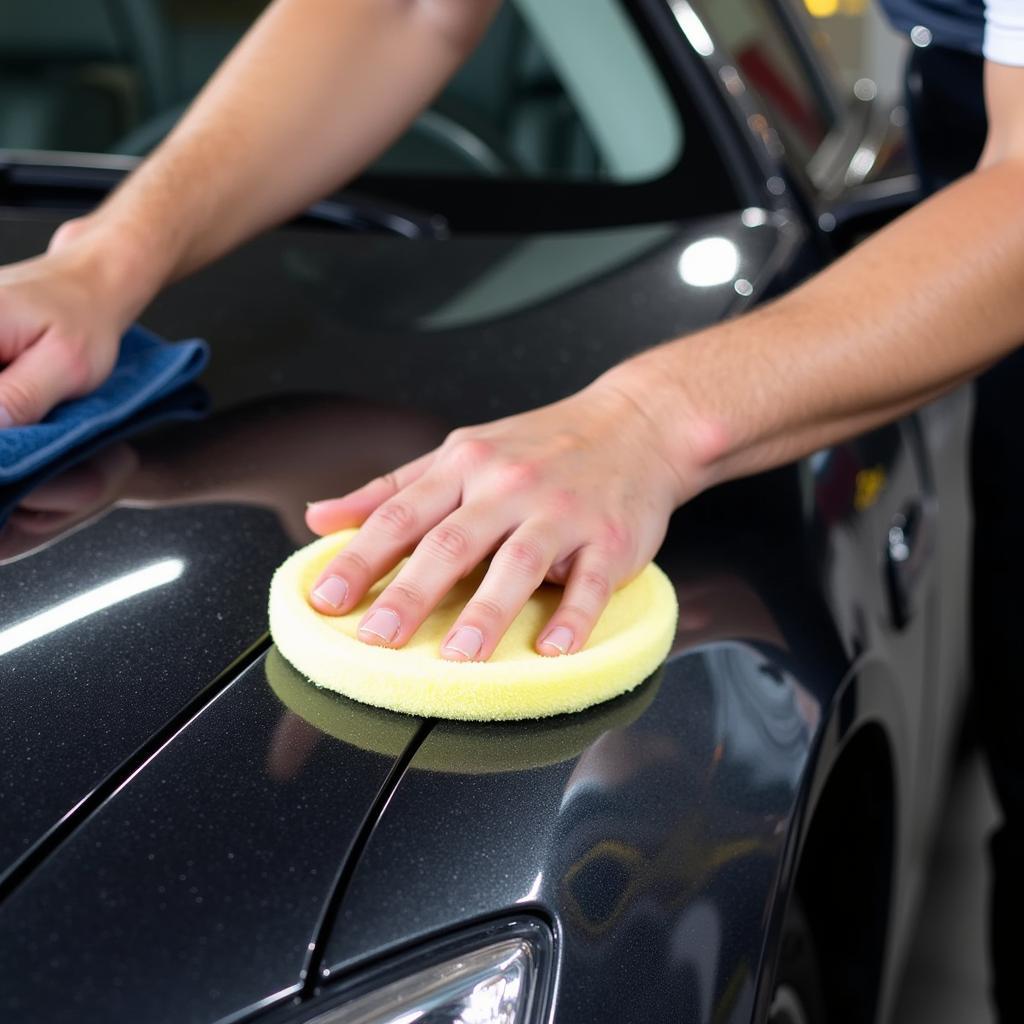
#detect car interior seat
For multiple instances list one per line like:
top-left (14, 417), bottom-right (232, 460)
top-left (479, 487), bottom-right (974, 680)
top-left (0, 0), bottom-right (172, 153)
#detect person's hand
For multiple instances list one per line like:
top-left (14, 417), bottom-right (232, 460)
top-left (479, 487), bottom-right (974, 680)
top-left (305, 375), bottom-right (705, 661)
top-left (0, 218), bottom-right (143, 427)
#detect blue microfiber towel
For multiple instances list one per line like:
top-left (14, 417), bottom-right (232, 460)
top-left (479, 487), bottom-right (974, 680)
top-left (0, 325), bottom-right (209, 484)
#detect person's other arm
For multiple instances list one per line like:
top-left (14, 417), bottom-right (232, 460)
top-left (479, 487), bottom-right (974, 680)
top-left (305, 60), bottom-right (1024, 661)
top-left (625, 60), bottom-right (1024, 485)
top-left (0, 0), bottom-right (500, 426)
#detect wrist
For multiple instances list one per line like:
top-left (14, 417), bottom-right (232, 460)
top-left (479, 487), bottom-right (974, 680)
top-left (48, 212), bottom-right (173, 326)
top-left (590, 349), bottom-right (732, 504)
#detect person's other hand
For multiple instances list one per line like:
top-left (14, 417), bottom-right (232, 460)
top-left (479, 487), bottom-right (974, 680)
top-left (0, 218), bottom-right (138, 427)
top-left (305, 376), bottom-right (708, 661)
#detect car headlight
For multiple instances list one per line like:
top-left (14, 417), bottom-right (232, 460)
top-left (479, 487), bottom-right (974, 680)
top-left (298, 920), bottom-right (553, 1024)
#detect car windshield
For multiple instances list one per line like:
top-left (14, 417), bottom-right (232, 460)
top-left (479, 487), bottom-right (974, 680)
top-left (0, 0), bottom-right (741, 230)
top-left (0, 0), bottom-right (680, 183)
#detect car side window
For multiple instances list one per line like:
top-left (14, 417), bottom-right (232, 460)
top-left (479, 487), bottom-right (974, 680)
top-left (689, 0), bottom-right (839, 165)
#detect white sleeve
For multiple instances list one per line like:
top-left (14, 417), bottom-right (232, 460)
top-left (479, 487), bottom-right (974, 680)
top-left (985, 0), bottom-right (1024, 66)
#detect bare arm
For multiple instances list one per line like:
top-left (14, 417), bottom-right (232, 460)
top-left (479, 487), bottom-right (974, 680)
top-left (0, 0), bottom-right (499, 425)
top-left (612, 61), bottom-right (1024, 493)
top-left (304, 60), bottom-right (1024, 662)
top-left (79, 0), bottom-right (501, 295)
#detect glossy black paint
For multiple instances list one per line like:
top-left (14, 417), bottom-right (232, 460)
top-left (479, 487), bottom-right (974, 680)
top-left (0, 209), bottom-right (807, 1021)
top-left (0, 654), bottom-right (423, 1023)
top-left (321, 638), bottom-right (830, 1024)
top-left (0, 505), bottom-right (290, 887)
top-left (0, 208), bottom-right (797, 882)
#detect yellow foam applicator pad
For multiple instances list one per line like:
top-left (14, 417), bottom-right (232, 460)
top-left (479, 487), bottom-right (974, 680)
top-left (268, 530), bottom-right (678, 721)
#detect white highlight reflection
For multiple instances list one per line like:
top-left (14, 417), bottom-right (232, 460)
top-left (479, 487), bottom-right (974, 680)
top-left (847, 145), bottom-right (876, 182)
top-left (671, 1), bottom-right (714, 56)
top-left (0, 558), bottom-right (184, 656)
top-left (517, 871), bottom-right (545, 904)
top-left (678, 237), bottom-right (739, 287)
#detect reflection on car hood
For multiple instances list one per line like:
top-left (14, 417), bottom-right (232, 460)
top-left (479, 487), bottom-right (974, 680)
top-left (0, 207), bottom-right (802, 1021)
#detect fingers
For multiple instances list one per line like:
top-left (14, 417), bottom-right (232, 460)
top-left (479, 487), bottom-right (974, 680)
top-left (308, 470), bottom-right (461, 616)
top-left (439, 525), bottom-right (560, 661)
top-left (364, 525), bottom-right (623, 660)
top-left (314, 490), bottom-right (628, 660)
top-left (305, 451), bottom-right (434, 535)
top-left (536, 548), bottom-right (618, 657)
top-left (311, 467), bottom-right (632, 660)
top-left (0, 333), bottom-right (91, 427)
top-left (354, 502), bottom-right (520, 650)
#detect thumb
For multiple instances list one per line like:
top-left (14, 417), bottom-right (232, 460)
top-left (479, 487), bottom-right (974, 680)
top-left (0, 335), bottom-right (93, 427)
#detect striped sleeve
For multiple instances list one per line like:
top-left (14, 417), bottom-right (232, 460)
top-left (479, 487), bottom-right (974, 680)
top-left (985, 0), bottom-right (1024, 65)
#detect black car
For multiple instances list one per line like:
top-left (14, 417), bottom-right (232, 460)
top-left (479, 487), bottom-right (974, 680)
top-left (0, 2), bottom-right (971, 1023)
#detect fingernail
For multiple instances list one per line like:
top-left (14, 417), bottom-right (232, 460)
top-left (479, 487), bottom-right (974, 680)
top-left (359, 607), bottom-right (401, 644)
top-left (0, 404), bottom-right (12, 429)
top-left (312, 575), bottom-right (349, 609)
top-left (540, 625), bottom-right (574, 655)
top-left (443, 625), bottom-right (484, 661)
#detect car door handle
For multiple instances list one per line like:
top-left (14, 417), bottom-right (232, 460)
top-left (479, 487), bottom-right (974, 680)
top-left (885, 499), bottom-right (933, 631)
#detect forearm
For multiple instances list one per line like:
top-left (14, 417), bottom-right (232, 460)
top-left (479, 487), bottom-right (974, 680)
top-left (605, 152), bottom-right (1024, 498)
top-left (66, 0), bottom-right (498, 316)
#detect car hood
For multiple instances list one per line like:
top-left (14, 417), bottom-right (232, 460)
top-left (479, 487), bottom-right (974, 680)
top-left (0, 205), bottom-right (801, 1022)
